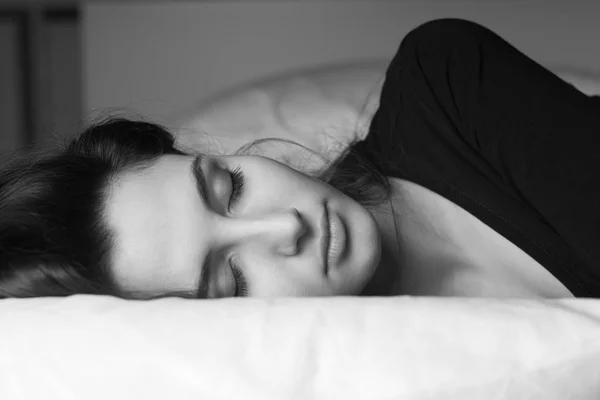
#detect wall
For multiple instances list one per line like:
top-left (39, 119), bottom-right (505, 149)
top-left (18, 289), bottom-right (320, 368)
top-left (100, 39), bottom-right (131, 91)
top-left (83, 0), bottom-right (600, 127)
top-left (0, 15), bottom-right (23, 158)
top-left (0, 7), bottom-right (81, 157)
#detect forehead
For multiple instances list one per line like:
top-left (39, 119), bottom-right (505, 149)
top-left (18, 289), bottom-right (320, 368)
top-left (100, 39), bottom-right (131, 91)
top-left (104, 155), bottom-right (203, 294)
top-left (106, 155), bottom-right (193, 228)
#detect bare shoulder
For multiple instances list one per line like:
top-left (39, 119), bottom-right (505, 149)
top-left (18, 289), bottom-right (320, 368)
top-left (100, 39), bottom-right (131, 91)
top-left (386, 177), bottom-right (574, 298)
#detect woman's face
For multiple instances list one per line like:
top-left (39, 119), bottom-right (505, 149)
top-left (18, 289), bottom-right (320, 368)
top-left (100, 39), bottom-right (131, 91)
top-left (105, 154), bottom-right (381, 299)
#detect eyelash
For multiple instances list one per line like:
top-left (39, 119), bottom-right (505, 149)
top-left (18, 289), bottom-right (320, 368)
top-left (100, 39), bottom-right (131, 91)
top-left (228, 165), bottom-right (245, 211)
top-left (231, 258), bottom-right (248, 297)
top-left (228, 165), bottom-right (247, 297)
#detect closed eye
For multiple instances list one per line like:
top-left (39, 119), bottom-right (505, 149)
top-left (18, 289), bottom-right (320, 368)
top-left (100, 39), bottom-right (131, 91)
top-left (228, 165), bottom-right (245, 211)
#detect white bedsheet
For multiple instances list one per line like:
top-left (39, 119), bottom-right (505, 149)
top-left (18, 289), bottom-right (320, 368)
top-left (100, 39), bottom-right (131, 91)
top-left (2, 295), bottom-right (600, 399)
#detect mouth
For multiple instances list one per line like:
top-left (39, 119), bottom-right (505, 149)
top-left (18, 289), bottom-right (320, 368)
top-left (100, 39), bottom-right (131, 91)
top-left (320, 203), bottom-right (331, 274)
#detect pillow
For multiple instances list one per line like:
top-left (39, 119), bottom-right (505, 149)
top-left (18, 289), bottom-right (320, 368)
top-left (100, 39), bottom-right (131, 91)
top-left (2, 295), bottom-right (600, 399)
top-left (170, 61), bottom-right (600, 165)
top-left (170, 61), bottom-right (386, 169)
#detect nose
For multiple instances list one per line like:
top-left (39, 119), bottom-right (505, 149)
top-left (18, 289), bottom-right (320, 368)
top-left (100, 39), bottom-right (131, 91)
top-left (223, 208), bottom-right (307, 256)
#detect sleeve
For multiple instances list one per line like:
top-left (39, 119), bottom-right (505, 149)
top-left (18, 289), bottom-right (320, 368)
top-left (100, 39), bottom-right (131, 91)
top-left (382, 19), bottom-right (600, 281)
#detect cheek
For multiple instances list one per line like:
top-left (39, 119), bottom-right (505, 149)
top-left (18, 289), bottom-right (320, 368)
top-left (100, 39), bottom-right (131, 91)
top-left (254, 274), bottom-right (336, 297)
top-left (241, 251), bottom-right (328, 288)
top-left (247, 167), bottom-right (324, 205)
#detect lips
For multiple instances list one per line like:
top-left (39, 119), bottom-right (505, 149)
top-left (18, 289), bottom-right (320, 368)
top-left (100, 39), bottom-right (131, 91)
top-left (326, 208), bottom-right (347, 270)
top-left (320, 203), bottom-right (331, 273)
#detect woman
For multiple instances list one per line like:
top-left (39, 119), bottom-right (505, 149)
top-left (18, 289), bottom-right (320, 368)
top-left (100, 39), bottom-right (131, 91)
top-left (1, 18), bottom-right (598, 299)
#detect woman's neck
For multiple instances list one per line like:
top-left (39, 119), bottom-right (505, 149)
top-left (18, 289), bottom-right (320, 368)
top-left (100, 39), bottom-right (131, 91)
top-left (359, 178), bottom-right (466, 297)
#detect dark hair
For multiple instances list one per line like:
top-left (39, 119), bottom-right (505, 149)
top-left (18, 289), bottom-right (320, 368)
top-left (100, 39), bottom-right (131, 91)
top-left (0, 116), bottom-right (391, 299)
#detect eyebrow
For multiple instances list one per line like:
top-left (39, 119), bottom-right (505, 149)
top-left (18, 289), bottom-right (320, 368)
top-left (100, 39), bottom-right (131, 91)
top-left (190, 154), bottom-right (210, 299)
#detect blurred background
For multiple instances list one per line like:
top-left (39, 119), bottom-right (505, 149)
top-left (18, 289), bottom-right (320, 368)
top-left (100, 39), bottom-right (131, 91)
top-left (1, 0), bottom-right (599, 160)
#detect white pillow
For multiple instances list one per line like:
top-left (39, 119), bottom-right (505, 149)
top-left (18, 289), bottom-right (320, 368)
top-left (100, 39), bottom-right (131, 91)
top-left (2, 295), bottom-right (600, 399)
top-left (171, 61), bottom-right (386, 168)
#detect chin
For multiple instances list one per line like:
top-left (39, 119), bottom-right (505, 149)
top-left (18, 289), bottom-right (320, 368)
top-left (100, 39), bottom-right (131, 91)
top-left (349, 223), bottom-right (382, 294)
top-left (360, 212), bottom-right (383, 272)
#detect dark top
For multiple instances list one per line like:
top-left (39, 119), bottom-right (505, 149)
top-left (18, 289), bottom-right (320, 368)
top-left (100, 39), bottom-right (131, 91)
top-left (352, 19), bottom-right (600, 297)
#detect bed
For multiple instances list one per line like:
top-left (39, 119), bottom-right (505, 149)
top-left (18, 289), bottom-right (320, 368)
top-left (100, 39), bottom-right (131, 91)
top-left (3, 295), bottom-right (600, 399)
top-left (2, 59), bottom-right (600, 399)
